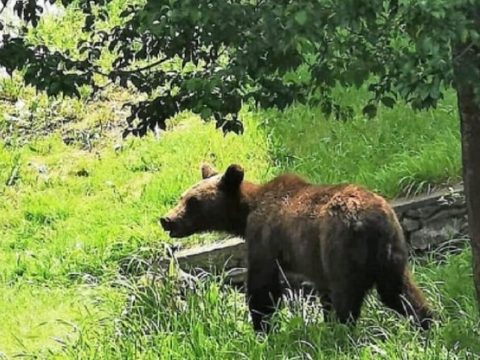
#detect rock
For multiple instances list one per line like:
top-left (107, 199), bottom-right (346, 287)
top-left (393, 186), bottom-right (464, 218)
top-left (406, 205), bottom-right (440, 220)
top-left (162, 237), bottom-right (247, 271)
top-left (409, 218), bottom-right (466, 250)
top-left (401, 218), bottom-right (421, 232)
top-left (437, 190), bottom-right (466, 207)
top-left (425, 207), bottom-right (467, 224)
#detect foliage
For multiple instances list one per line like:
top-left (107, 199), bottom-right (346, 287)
top-left (1, 0), bottom-right (477, 136)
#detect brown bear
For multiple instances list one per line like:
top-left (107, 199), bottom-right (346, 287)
top-left (160, 163), bottom-right (433, 332)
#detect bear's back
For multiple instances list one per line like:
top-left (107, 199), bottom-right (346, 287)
top-left (252, 174), bottom-right (389, 221)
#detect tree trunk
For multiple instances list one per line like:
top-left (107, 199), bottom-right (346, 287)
top-left (455, 76), bottom-right (480, 305)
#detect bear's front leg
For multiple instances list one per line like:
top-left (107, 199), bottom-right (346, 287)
top-left (246, 255), bottom-right (282, 333)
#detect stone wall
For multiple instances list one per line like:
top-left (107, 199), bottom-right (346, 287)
top-left (393, 185), bottom-right (467, 250)
top-left (162, 185), bottom-right (468, 279)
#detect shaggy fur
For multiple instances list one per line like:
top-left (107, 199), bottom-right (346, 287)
top-left (161, 164), bottom-right (433, 332)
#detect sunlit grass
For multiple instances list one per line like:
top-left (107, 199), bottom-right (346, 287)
top-left (0, 283), bottom-right (122, 358)
top-left (261, 89), bottom-right (461, 198)
top-left (60, 248), bottom-right (479, 360)
top-left (0, 114), bottom-right (271, 286)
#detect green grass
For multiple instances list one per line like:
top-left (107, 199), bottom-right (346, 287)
top-left (262, 88), bottom-right (461, 198)
top-left (0, 0), bottom-right (472, 358)
top-left (60, 247), bottom-right (480, 360)
top-left (0, 114), bottom-right (272, 285)
top-left (0, 283), bottom-right (122, 358)
top-left (0, 91), bottom-right (468, 359)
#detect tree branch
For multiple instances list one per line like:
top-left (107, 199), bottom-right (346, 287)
top-left (92, 68), bottom-right (109, 77)
top-left (117, 57), bottom-right (169, 74)
top-left (90, 56), bottom-right (169, 79)
top-left (453, 41), bottom-right (475, 64)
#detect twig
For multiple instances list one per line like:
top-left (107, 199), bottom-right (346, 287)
top-left (92, 68), bottom-right (109, 77)
top-left (97, 80), bottom-right (113, 90)
top-left (117, 57), bottom-right (169, 74)
top-left (453, 42), bottom-right (475, 64)
top-left (91, 57), bottom-right (169, 78)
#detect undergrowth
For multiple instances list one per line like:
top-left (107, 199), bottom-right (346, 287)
top-left (61, 244), bottom-right (479, 360)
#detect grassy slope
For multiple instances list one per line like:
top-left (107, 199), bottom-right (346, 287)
top-left (0, 1), bottom-right (473, 358)
top-left (0, 93), bottom-right (471, 360)
top-left (0, 113), bottom-right (271, 285)
top-left (0, 110), bottom-right (272, 355)
top-left (263, 88), bottom-right (461, 198)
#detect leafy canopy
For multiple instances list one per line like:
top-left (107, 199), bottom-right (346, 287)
top-left (0, 0), bottom-right (477, 136)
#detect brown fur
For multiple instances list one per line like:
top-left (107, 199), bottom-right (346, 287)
top-left (161, 164), bottom-right (434, 332)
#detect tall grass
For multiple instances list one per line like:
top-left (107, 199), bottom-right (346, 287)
top-left (0, 283), bottom-right (122, 357)
top-left (261, 89), bottom-right (461, 198)
top-left (60, 247), bottom-right (479, 360)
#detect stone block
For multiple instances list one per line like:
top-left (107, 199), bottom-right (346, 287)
top-left (409, 217), bottom-right (466, 250)
top-left (401, 218), bottom-right (421, 232)
top-left (164, 237), bottom-right (247, 271)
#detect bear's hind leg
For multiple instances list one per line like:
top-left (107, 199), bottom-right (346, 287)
top-left (377, 268), bottom-right (434, 330)
top-left (247, 257), bottom-right (282, 333)
top-left (319, 293), bottom-right (334, 322)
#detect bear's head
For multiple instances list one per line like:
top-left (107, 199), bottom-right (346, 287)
top-left (160, 163), bottom-right (245, 238)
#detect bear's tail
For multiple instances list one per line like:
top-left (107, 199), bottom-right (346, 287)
top-left (362, 211), bottom-right (435, 330)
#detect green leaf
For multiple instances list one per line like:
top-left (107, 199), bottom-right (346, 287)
top-left (200, 108), bottom-right (212, 120)
top-left (381, 97), bottom-right (396, 108)
top-left (294, 10), bottom-right (308, 26)
top-left (363, 104), bottom-right (377, 119)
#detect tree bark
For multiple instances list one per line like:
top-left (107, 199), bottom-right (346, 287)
top-left (455, 74), bottom-right (480, 305)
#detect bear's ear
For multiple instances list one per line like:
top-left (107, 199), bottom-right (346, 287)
top-left (201, 163), bottom-right (218, 179)
top-left (221, 164), bottom-right (244, 191)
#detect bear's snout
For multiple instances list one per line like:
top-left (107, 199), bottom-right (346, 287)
top-left (160, 216), bottom-right (189, 238)
top-left (159, 216), bottom-right (174, 231)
